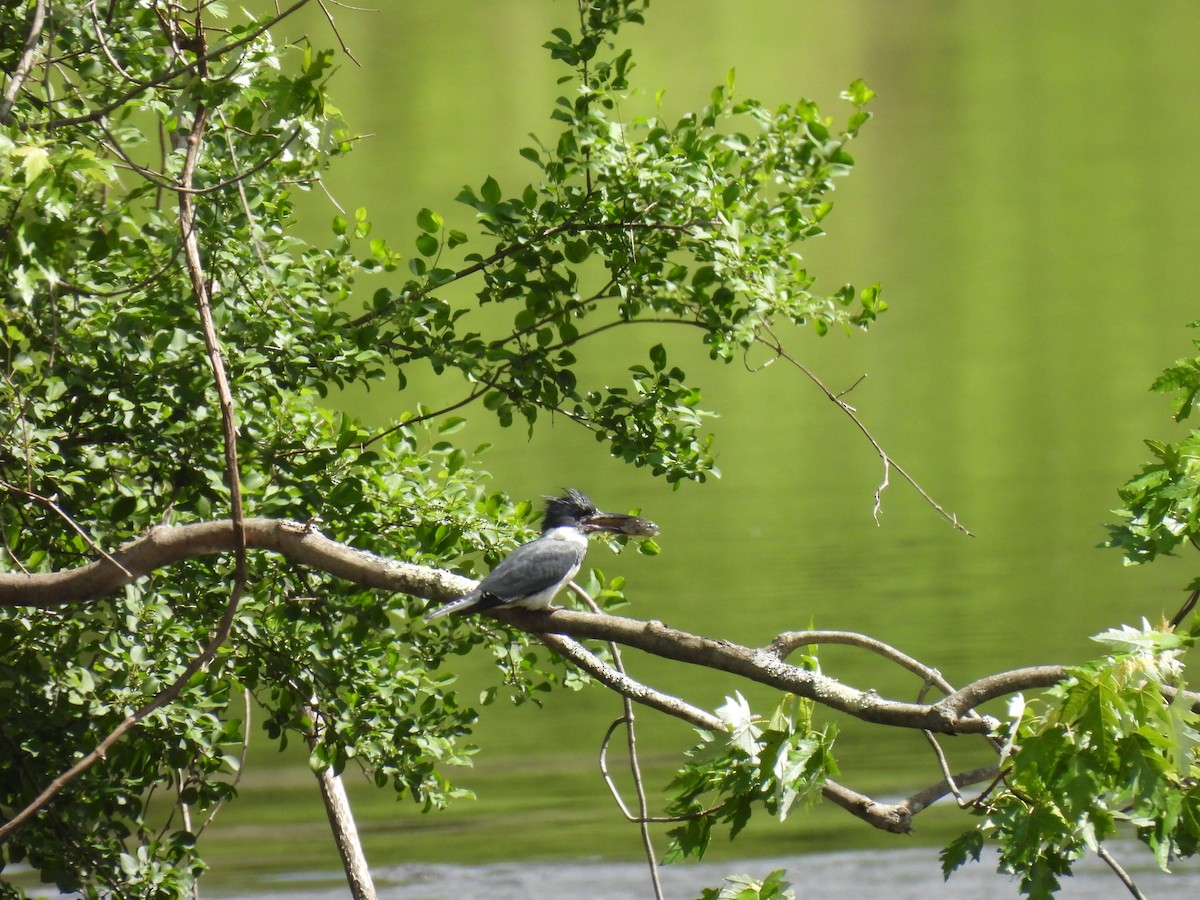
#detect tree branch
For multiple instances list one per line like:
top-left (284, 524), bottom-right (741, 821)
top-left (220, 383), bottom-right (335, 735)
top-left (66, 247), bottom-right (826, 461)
top-left (568, 584), bottom-right (663, 900)
top-left (508, 608), bottom-right (1001, 735)
top-left (0, 518), bottom-right (469, 608)
top-left (0, 518), bottom-right (1024, 735)
top-left (936, 665), bottom-right (1071, 718)
top-left (0, 479), bottom-right (132, 578)
top-left (0, 0), bottom-right (47, 124)
top-left (9, 516), bottom-right (1178, 846)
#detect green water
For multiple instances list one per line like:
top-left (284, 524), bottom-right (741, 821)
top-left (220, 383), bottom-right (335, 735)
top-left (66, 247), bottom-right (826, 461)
top-left (198, 0), bottom-right (1200, 890)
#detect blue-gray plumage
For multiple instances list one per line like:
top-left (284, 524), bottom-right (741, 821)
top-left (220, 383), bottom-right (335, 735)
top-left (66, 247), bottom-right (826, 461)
top-left (424, 489), bottom-right (659, 620)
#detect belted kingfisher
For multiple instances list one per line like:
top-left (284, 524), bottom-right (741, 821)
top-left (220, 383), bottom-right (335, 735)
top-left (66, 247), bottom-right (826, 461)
top-left (424, 489), bottom-right (659, 620)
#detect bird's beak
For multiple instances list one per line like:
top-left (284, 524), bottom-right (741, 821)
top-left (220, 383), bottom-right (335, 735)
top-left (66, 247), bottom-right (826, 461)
top-left (582, 512), bottom-right (660, 538)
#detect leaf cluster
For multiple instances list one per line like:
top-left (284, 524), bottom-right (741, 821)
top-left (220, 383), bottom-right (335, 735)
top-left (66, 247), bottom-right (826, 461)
top-left (695, 868), bottom-right (795, 900)
top-left (355, 48), bottom-right (883, 481)
top-left (942, 622), bottom-right (1200, 898)
top-left (663, 693), bottom-right (837, 862)
top-left (1107, 319), bottom-right (1200, 572)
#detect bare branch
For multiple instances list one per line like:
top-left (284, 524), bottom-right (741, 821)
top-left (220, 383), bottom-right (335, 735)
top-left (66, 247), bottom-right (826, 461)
top-left (1096, 844), bottom-right (1148, 900)
top-left (937, 665), bottom-right (1070, 718)
top-left (756, 323), bottom-right (973, 536)
top-left (512, 609), bottom-right (1000, 735)
top-left (537, 629), bottom-right (718, 730)
top-left (598, 717), bottom-right (720, 824)
top-left (568, 584), bottom-right (662, 900)
top-left (768, 629), bottom-right (956, 695)
top-left (820, 779), bottom-right (913, 834)
top-left (0, 0), bottom-right (47, 124)
top-left (0, 518), bottom-right (470, 608)
top-left (1170, 587), bottom-right (1200, 630)
top-left (306, 697), bottom-right (376, 899)
top-left (317, 0), bottom-right (362, 65)
top-left (900, 764), bottom-right (1001, 817)
top-left (10, 515), bottom-right (1180, 848)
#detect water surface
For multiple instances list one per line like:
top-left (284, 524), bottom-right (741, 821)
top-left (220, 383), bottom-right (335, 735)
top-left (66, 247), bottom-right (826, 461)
top-left (197, 1), bottom-right (1200, 892)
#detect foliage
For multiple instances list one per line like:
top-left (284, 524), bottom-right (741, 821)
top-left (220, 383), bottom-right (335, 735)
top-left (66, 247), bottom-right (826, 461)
top-left (1107, 318), bottom-right (1200, 570)
top-left (942, 621), bottom-right (1200, 898)
top-left (0, 0), bottom-right (877, 894)
top-left (7, 0), bottom-right (1197, 897)
top-left (663, 693), bottom-right (837, 863)
top-left (361, 46), bottom-right (883, 482)
top-left (696, 868), bottom-right (795, 900)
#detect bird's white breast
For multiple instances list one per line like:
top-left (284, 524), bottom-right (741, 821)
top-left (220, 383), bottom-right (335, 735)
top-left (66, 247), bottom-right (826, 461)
top-left (542, 526), bottom-right (590, 549)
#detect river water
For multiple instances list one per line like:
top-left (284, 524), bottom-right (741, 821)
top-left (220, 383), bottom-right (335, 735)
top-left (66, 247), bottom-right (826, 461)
top-left (184, 1), bottom-right (1200, 894)
top-left (231, 843), bottom-right (1200, 899)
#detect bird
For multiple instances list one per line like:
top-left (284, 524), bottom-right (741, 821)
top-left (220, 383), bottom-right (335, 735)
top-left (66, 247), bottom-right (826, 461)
top-left (424, 488), bottom-right (659, 621)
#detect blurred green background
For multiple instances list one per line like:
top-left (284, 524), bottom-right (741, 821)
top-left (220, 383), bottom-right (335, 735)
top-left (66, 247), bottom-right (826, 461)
top-left (202, 1), bottom-right (1200, 891)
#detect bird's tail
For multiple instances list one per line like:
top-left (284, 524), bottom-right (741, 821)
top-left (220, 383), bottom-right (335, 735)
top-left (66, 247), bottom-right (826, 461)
top-left (423, 593), bottom-right (479, 622)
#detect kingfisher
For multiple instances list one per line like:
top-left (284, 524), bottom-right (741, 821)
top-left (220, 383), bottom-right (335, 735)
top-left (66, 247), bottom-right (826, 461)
top-left (424, 488), bottom-right (659, 620)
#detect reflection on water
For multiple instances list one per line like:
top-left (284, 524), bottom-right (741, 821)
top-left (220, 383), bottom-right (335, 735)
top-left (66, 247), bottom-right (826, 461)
top-left (198, 0), bottom-right (1200, 889)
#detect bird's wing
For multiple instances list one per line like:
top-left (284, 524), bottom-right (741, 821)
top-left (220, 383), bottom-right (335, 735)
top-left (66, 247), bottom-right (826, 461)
top-left (471, 538), bottom-right (585, 608)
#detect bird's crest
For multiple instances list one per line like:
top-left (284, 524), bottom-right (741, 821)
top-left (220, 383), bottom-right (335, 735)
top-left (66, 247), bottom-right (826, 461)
top-left (541, 488), bottom-right (598, 531)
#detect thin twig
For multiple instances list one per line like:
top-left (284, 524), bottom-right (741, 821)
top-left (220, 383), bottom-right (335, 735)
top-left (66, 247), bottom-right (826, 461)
top-left (97, 120), bottom-right (304, 195)
top-left (597, 718), bottom-right (721, 823)
top-left (921, 730), bottom-right (966, 805)
top-left (835, 373), bottom-right (868, 399)
top-left (0, 479), bottom-right (132, 578)
top-left (197, 686), bottom-right (252, 835)
top-left (33, 0), bottom-right (318, 129)
top-left (899, 764), bottom-right (1001, 818)
top-left (570, 583), bottom-right (663, 900)
top-left (757, 321), bottom-right (973, 536)
top-left (362, 386), bottom-right (490, 447)
top-left (1169, 587), bottom-right (1200, 630)
top-left (86, 0), bottom-right (153, 88)
top-left (216, 109), bottom-right (292, 311)
top-left (316, 173), bottom-right (347, 214)
top-left (1095, 844), bottom-right (1147, 900)
top-left (317, 0), bottom-right (361, 65)
top-left (174, 770), bottom-right (200, 900)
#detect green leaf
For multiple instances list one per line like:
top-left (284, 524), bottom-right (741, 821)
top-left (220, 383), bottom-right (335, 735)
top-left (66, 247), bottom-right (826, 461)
top-left (415, 233), bottom-right (439, 257)
top-left (16, 145), bottom-right (52, 181)
top-left (940, 831), bottom-right (985, 878)
top-left (417, 208), bottom-right (443, 233)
